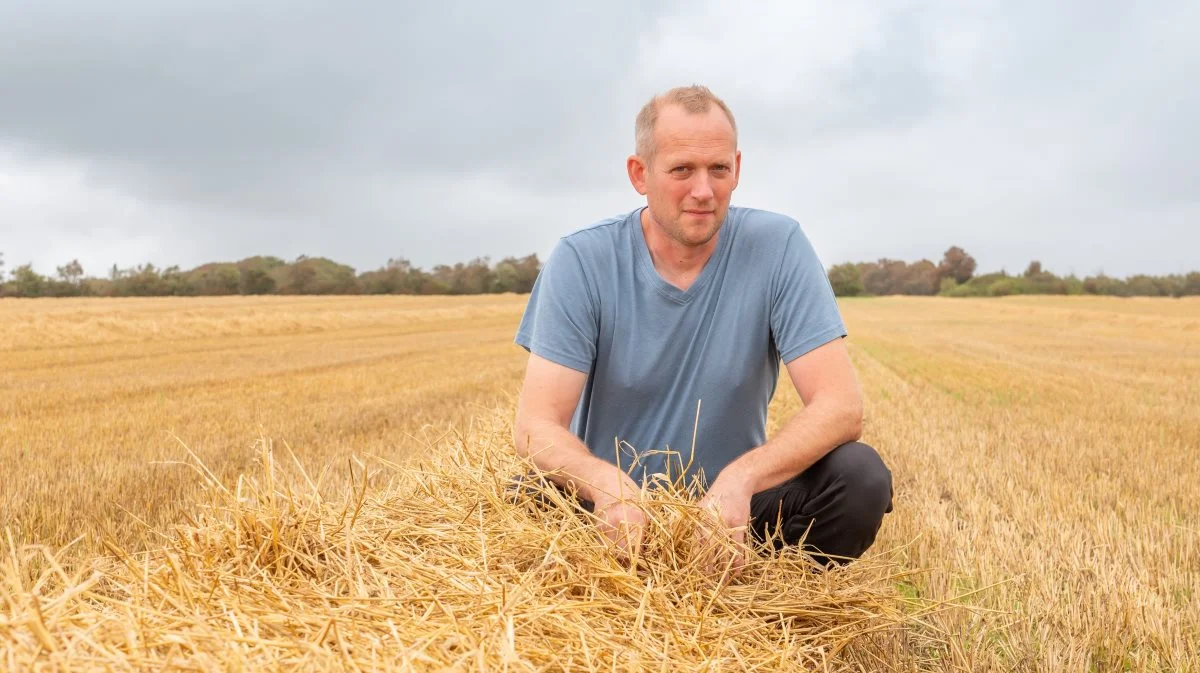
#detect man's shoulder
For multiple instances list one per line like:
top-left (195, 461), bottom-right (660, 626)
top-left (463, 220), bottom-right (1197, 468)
top-left (555, 209), bottom-right (637, 257)
top-left (730, 205), bottom-right (804, 241)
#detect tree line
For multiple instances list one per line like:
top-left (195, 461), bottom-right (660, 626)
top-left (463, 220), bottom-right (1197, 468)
top-left (0, 247), bottom-right (1196, 299)
top-left (828, 246), bottom-right (1200, 298)
top-left (0, 252), bottom-right (542, 298)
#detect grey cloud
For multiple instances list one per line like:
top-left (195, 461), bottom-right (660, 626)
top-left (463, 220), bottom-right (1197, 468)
top-left (0, 2), bottom-right (661, 203)
top-left (1, 0), bottom-right (1197, 279)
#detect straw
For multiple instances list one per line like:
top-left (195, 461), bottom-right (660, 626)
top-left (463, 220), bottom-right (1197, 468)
top-left (0, 409), bottom-right (946, 671)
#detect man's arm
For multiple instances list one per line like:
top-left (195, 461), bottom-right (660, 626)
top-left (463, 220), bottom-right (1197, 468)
top-left (512, 353), bottom-right (648, 558)
top-left (693, 336), bottom-right (862, 574)
top-left (512, 353), bottom-right (641, 504)
top-left (718, 336), bottom-right (863, 494)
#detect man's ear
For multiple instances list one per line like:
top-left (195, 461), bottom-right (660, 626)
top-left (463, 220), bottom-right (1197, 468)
top-left (733, 149), bottom-right (742, 187)
top-left (627, 155), bottom-right (648, 195)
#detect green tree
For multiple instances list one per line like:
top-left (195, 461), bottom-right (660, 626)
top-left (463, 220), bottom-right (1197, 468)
top-left (239, 267), bottom-right (277, 294)
top-left (417, 272), bottom-right (451, 295)
top-left (455, 257), bottom-right (493, 294)
top-left (186, 264), bottom-right (240, 295)
top-left (122, 264), bottom-right (171, 296)
top-left (279, 256), bottom-right (358, 294)
top-left (236, 256), bottom-right (286, 294)
top-left (827, 263), bottom-right (864, 297)
top-left (285, 264), bottom-right (317, 293)
top-left (11, 264), bottom-right (47, 297)
top-left (359, 258), bottom-right (414, 294)
top-left (1083, 274), bottom-right (1129, 296)
top-left (988, 278), bottom-right (1017, 296)
top-left (1183, 272), bottom-right (1200, 296)
top-left (429, 258), bottom-right (492, 295)
top-left (162, 266), bottom-right (189, 295)
top-left (491, 255), bottom-right (546, 293)
top-left (491, 260), bottom-right (521, 293)
top-left (56, 259), bottom-right (84, 285)
top-left (1126, 275), bottom-right (1168, 297)
top-left (1019, 261), bottom-right (1068, 294)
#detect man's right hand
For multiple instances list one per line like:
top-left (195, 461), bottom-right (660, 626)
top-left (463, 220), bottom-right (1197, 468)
top-left (588, 472), bottom-right (647, 564)
top-left (513, 353), bottom-right (649, 564)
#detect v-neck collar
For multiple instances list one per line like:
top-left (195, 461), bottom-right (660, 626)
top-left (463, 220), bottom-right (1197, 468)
top-left (631, 206), bottom-right (735, 305)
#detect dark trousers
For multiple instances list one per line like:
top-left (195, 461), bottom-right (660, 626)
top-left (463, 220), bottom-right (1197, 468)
top-left (747, 441), bottom-right (893, 566)
top-left (511, 441), bottom-right (894, 568)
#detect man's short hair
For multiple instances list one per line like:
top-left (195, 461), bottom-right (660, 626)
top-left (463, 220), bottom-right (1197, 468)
top-left (634, 85), bottom-right (738, 163)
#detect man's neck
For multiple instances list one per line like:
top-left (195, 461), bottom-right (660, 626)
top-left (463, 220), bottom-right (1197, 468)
top-left (640, 209), bottom-right (720, 291)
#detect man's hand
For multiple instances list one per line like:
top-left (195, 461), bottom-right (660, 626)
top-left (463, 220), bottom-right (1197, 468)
top-left (694, 471), bottom-right (755, 580)
top-left (683, 337), bottom-right (863, 581)
top-left (513, 353), bottom-right (649, 565)
top-left (589, 471), bottom-right (647, 565)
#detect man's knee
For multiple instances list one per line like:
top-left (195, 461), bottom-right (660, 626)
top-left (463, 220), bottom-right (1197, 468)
top-left (827, 441), bottom-right (894, 520)
top-left (822, 441), bottom-right (894, 558)
top-left (791, 441), bottom-right (893, 566)
top-left (749, 441), bottom-right (894, 563)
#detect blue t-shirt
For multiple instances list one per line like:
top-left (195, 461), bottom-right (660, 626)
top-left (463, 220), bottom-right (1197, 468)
top-left (515, 205), bottom-right (846, 491)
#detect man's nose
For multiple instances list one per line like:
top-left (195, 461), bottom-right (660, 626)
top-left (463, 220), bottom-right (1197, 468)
top-left (690, 174), bottom-right (714, 201)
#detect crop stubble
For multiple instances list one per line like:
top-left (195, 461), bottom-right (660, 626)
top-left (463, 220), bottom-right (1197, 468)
top-left (1, 294), bottom-right (1196, 670)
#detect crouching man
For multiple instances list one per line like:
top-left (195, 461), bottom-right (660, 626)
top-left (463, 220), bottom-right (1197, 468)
top-left (511, 85), bottom-right (892, 573)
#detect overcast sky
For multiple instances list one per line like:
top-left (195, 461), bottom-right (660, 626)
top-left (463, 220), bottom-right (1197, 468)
top-left (1, 0), bottom-right (1197, 279)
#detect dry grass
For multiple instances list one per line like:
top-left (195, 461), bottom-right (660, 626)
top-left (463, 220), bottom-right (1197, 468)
top-left (1, 295), bottom-right (531, 554)
top-left (1, 294), bottom-right (1197, 670)
top-left (837, 296), bottom-right (1200, 671)
top-left (1, 413), bottom-right (939, 671)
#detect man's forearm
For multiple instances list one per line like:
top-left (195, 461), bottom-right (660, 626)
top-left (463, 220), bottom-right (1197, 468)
top-left (513, 419), bottom-right (636, 503)
top-left (719, 395), bottom-right (863, 495)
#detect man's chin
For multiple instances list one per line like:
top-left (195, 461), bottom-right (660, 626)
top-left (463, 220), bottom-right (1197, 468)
top-left (680, 225), bottom-right (720, 248)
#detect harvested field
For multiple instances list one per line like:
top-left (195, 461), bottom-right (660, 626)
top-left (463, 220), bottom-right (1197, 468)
top-left (0, 295), bottom-right (530, 553)
top-left (2, 295), bottom-right (1197, 670)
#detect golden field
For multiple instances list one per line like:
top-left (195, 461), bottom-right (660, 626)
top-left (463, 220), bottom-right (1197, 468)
top-left (1, 294), bottom-right (1197, 670)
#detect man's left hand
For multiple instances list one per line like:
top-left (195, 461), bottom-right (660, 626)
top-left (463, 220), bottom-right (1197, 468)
top-left (694, 472), bottom-right (755, 580)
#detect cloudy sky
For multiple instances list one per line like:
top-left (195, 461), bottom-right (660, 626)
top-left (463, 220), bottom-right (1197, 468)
top-left (1, 0), bottom-right (1197, 279)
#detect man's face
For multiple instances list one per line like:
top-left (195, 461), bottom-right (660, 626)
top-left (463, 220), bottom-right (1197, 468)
top-left (628, 104), bottom-right (741, 248)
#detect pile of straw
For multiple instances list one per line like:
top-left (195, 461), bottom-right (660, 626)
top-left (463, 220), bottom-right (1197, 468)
top-left (2, 411), bottom-right (939, 671)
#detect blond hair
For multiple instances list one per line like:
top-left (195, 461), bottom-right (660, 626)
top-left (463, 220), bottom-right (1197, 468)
top-left (634, 85), bottom-right (738, 162)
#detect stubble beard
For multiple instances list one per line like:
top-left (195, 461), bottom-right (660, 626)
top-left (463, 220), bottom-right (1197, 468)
top-left (645, 201), bottom-right (725, 249)
top-left (665, 211), bottom-right (723, 249)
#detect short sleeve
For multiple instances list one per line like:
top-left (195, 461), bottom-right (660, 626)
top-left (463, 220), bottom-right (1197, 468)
top-left (769, 224), bottom-right (847, 364)
top-left (514, 240), bottom-right (598, 373)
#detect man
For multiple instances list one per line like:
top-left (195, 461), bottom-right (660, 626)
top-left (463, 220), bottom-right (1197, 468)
top-left (511, 85), bottom-right (893, 572)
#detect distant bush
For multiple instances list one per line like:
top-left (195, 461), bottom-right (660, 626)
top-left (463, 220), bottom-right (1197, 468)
top-left (987, 279), bottom-right (1016, 297)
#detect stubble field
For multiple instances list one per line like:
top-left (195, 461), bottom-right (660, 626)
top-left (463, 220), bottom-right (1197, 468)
top-left (1, 294), bottom-right (1197, 670)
